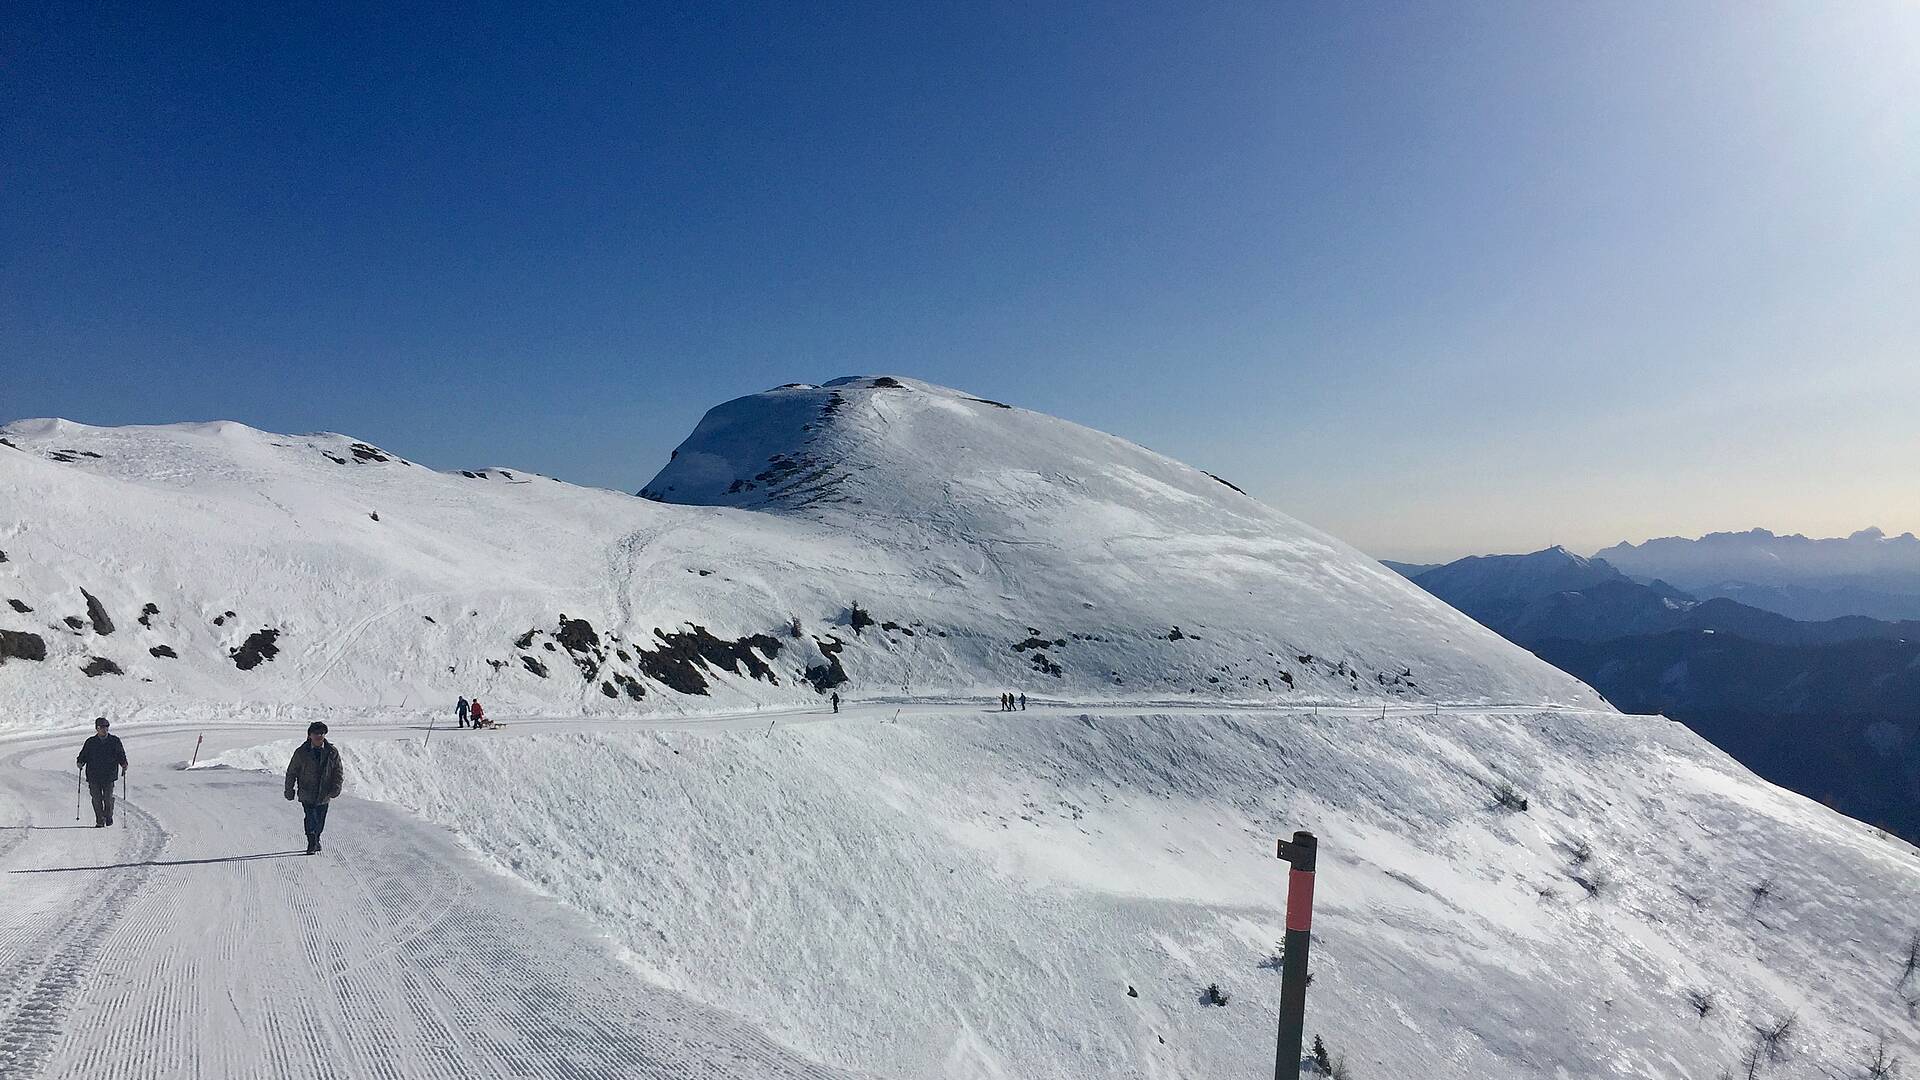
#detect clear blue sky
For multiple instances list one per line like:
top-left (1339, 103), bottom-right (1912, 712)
top-left (5, 2), bottom-right (1916, 561)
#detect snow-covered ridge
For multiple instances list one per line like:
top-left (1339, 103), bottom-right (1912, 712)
top-left (0, 380), bottom-right (1599, 728)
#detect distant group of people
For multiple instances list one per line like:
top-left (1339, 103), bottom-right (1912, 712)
top-left (78, 716), bottom-right (343, 855)
top-left (999, 692), bottom-right (1026, 712)
top-left (454, 696), bottom-right (492, 729)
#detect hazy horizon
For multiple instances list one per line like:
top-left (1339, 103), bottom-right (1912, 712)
top-left (6, 3), bottom-right (1916, 561)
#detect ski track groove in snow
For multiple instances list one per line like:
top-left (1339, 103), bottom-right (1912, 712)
top-left (0, 729), bottom-right (857, 1080)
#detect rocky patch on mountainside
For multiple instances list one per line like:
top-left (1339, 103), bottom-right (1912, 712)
top-left (230, 628), bottom-right (281, 670)
top-left (0, 630), bottom-right (47, 663)
top-left (81, 588), bottom-right (115, 635)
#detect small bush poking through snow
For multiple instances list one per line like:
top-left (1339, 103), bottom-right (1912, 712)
top-left (1492, 780), bottom-right (1529, 812)
top-left (1572, 869), bottom-right (1608, 899)
top-left (1899, 929), bottom-right (1920, 989)
top-left (1860, 1032), bottom-right (1899, 1080)
top-left (1201, 983), bottom-right (1230, 1006)
top-left (1568, 838), bottom-right (1593, 865)
top-left (1311, 1035), bottom-right (1334, 1074)
top-left (1754, 1013), bottom-right (1796, 1064)
top-left (1685, 987), bottom-right (1715, 1018)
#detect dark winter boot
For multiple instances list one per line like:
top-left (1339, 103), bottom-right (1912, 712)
top-left (305, 835), bottom-right (318, 855)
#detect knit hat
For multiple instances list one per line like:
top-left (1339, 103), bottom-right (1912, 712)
top-left (307, 721), bottom-right (329, 735)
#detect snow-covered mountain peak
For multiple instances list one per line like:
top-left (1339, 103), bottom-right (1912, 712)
top-left (0, 384), bottom-right (1603, 724)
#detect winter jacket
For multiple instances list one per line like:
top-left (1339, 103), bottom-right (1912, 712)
top-left (76, 733), bottom-right (127, 785)
top-left (284, 741), bottom-right (344, 805)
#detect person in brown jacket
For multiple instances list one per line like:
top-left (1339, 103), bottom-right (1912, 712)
top-left (284, 721), bottom-right (344, 854)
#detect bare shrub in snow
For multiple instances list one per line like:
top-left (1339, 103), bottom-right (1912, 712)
top-left (1567, 837), bottom-right (1593, 865)
top-left (1310, 1035), bottom-right (1333, 1074)
top-left (1753, 1012), bottom-right (1795, 1063)
top-left (1258, 943), bottom-right (1285, 971)
top-left (1684, 987), bottom-right (1715, 1018)
top-left (1492, 780), bottom-right (1529, 812)
top-left (1571, 869), bottom-right (1608, 899)
top-left (1748, 878), bottom-right (1774, 912)
top-left (1899, 930), bottom-right (1920, 989)
top-left (1860, 1031), bottom-right (1899, 1079)
top-left (1201, 983), bottom-right (1229, 1006)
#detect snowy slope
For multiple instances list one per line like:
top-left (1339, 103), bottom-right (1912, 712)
top-left (208, 702), bottom-right (1920, 1080)
top-left (0, 383), bottom-right (1598, 730)
top-left (4, 380), bottom-right (1917, 1079)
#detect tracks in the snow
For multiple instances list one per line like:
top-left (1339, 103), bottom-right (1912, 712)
top-left (0, 747), bottom-right (165, 1078)
top-left (0, 730), bottom-right (858, 1080)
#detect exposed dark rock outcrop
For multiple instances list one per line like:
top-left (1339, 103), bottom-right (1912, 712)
top-left (803, 636), bottom-right (848, 693)
top-left (521, 655), bottom-right (549, 678)
top-left (8, 599), bottom-right (30, 613)
top-left (81, 589), bottom-right (115, 635)
top-left (1203, 471), bottom-right (1247, 495)
top-left (230, 628), bottom-right (281, 670)
top-left (63, 616), bottom-right (85, 631)
top-left (149, 644), bottom-right (178, 658)
top-left (1012, 636), bottom-right (1064, 652)
top-left (848, 604), bottom-right (874, 635)
top-left (636, 625), bottom-right (783, 696)
top-left (600, 681), bottom-right (618, 698)
top-left (348, 442), bottom-right (390, 463)
top-left (138, 602), bottom-right (159, 628)
top-left (555, 616), bottom-right (601, 654)
top-left (0, 630), bottom-right (48, 663)
top-left (81, 656), bottom-right (122, 677)
top-left (611, 672), bottom-right (646, 700)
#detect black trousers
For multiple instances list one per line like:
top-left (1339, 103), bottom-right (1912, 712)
top-left (302, 801), bottom-right (329, 838)
top-left (89, 780), bottom-right (116, 824)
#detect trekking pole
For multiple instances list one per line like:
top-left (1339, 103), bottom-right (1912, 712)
top-left (1273, 831), bottom-right (1319, 1080)
top-left (425, 708), bottom-right (437, 749)
top-left (75, 770), bottom-right (82, 821)
top-left (189, 733), bottom-right (204, 767)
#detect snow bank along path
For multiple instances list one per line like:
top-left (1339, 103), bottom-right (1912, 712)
top-left (203, 702), bottom-right (1920, 1080)
top-left (0, 719), bottom-right (858, 1080)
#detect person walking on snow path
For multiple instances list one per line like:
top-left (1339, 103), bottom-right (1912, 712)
top-left (469, 699), bottom-right (488, 729)
top-left (457, 696), bottom-right (469, 729)
top-left (830, 692), bottom-right (840, 714)
top-left (1019, 693), bottom-right (1026, 711)
top-left (76, 717), bottom-right (128, 827)
top-left (285, 721), bottom-right (344, 855)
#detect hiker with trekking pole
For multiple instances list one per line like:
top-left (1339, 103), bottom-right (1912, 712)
top-left (76, 716), bottom-right (128, 827)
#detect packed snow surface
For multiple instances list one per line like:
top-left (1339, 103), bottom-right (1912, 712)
top-left (206, 702), bottom-right (1920, 1080)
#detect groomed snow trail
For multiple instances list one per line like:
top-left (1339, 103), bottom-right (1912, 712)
top-left (0, 729), bottom-right (856, 1080)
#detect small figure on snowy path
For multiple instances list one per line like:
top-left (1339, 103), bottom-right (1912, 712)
top-left (285, 721), bottom-right (344, 855)
top-left (456, 696), bottom-right (469, 728)
top-left (831, 692), bottom-right (840, 714)
top-left (76, 716), bottom-right (128, 827)
top-left (470, 699), bottom-right (488, 729)
top-left (1018, 693), bottom-right (1026, 711)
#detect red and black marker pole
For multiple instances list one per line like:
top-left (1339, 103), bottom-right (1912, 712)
top-left (1273, 830), bottom-right (1318, 1080)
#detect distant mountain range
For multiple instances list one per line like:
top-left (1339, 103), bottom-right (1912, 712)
top-left (1390, 545), bottom-right (1920, 841)
top-left (1596, 527), bottom-right (1920, 621)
